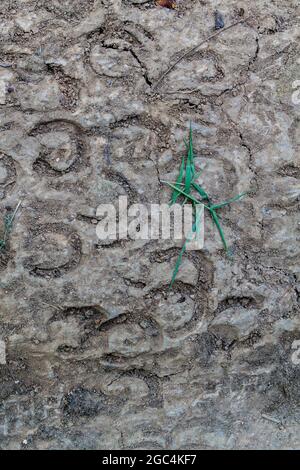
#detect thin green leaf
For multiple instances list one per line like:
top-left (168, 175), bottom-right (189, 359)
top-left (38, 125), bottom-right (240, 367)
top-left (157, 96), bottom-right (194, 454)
top-left (184, 124), bottom-right (195, 193)
top-left (170, 240), bottom-right (187, 289)
top-left (170, 156), bottom-right (185, 205)
top-left (188, 122), bottom-right (195, 175)
top-left (192, 182), bottom-right (210, 200)
top-left (185, 157), bottom-right (192, 193)
top-left (210, 208), bottom-right (228, 251)
top-left (164, 181), bottom-right (205, 206)
top-left (210, 192), bottom-right (248, 210)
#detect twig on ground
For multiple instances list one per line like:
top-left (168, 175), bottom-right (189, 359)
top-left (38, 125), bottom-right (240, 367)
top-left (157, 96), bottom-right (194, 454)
top-left (261, 414), bottom-right (284, 429)
top-left (152, 16), bottom-right (251, 90)
top-left (41, 301), bottom-right (64, 312)
top-left (10, 200), bottom-right (22, 221)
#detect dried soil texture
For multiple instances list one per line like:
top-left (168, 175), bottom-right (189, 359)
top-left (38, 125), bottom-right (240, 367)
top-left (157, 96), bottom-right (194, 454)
top-left (0, 0), bottom-right (300, 450)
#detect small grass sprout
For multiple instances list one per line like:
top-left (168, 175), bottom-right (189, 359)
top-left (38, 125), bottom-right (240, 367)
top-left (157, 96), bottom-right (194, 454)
top-left (164, 126), bottom-right (248, 288)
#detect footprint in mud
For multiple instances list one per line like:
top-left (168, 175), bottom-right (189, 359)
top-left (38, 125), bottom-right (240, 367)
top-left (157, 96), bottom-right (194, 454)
top-left (30, 121), bottom-right (86, 176)
top-left (23, 223), bottom-right (82, 277)
top-left (161, 51), bottom-right (223, 94)
top-left (37, 132), bottom-right (79, 172)
top-left (90, 45), bottom-right (141, 79)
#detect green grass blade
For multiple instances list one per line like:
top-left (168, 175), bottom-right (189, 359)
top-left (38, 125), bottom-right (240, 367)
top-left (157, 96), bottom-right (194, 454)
top-left (188, 122), bottom-right (195, 175)
top-left (192, 182), bottom-right (210, 200)
top-left (185, 157), bottom-right (192, 193)
top-left (164, 181), bottom-right (205, 206)
top-left (170, 156), bottom-right (186, 205)
top-left (184, 124), bottom-right (195, 193)
top-left (165, 123), bottom-right (249, 284)
top-left (210, 192), bottom-right (248, 210)
top-left (170, 240), bottom-right (187, 288)
top-left (188, 124), bottom-right (195, 182)
top-left (210, 208), bottom-right (228, 251)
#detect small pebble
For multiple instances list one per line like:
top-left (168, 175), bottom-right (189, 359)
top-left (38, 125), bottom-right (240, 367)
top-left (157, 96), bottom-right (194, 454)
top-left (215, 10), bottom-right (225, 30)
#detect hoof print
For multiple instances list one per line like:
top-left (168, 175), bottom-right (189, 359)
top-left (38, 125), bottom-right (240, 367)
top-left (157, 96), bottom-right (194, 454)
top-left (23, 223), bottom-right (81, 278)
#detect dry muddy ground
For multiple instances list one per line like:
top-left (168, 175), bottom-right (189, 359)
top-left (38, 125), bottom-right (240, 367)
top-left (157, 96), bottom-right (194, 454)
top-left (0, 0), bottom-right (299, 450)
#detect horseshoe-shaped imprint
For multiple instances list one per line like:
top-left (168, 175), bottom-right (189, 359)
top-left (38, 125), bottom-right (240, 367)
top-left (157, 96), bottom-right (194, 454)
top-left (30, 121), bottom-right (86, 176)
top-left (90, 45), bottom-right (141, 78)
top-left (23, 223), bottom-right (82, 277)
